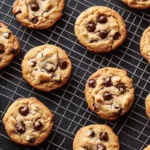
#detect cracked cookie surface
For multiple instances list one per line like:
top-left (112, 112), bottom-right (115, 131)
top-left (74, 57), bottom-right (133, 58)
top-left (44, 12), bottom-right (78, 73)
top-left (144, 145), bottom-right (150, 150)
top-left (3, 97), bottom-right (53, 146)
top-left (22, 44), bottom-right (72, 92)
top-left (85, 67), bottom-right (134, 120)
top-left (73, 124), bottom-right (120, 150)
top-left (140, 26), bottom-right (150, 63)
top-left (121, 0), bottom-right (150, 9)
top-left (74, 6), bottom-right (127, 53)
top-left (0, 22), bottom-right (20, 69)
top-left (13, 0), bottom-right (64, 29)
top-left (145, 93), bottom-right (150, 119)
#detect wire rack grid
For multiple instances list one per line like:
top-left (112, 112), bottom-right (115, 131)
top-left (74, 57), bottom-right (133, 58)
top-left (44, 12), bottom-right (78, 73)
top-left (0, 0), bottom-right (150, 150)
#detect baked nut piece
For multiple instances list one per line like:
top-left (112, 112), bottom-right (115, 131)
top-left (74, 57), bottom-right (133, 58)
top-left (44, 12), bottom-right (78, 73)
top-left (74, 6), bottom-right (127, 53)
top-left (3, 97), bottom-right (53, 146)
top-left (22, 44), bottom-right (72, 92)
top-left (145, 93), bottom-right (150, 118)
top-left (121, 0), bottom-right (150, 9)
top-left (13, 0), bottom-right (64, 29)
top-left (85, 67), bottom-right (134, 120)
top-left (0, 22), bottom-right (20, 69)
top-left (140, 26), bottom-right (150, 63)
top-left (144, 145), bottom-right (150, 150)
top-left (73, 124), bottom-right (120, 150)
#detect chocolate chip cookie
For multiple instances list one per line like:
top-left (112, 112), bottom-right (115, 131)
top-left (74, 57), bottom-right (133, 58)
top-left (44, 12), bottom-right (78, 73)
top-left (13, 0), bottom-right (64, 29)
top-left (140, 26), bottom-right (150, 63)
top-left (144, 145), bottom-right (150, 150)
top-left (3, 97), bottom-right (53, 146)
top-left (22, 44), bottom-right (72, 92)
top-left (85, 67), bottom-right (134, 120)
top-left (145, 93), bottom-right (150, 118)
top-left (121, 0), bottom-right (150, 9)
top-left (74, 6), bottom-right (127, 53)
top-left (73, 124), bottom-right (120, 150)
top-left (0, 22), bottom-right (20, 69)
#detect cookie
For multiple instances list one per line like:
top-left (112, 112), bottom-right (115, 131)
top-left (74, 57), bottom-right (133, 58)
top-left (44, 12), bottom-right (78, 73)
top-left (145, 93), bottom-right (150, 118)
top-left (121, 0), bottom-right (150, 9)
top-left (13, 0), bottom-right (64, 29)
top-left (3, 97), bottom-right (53, 146)
top-left (140, 26), bottom-right (150, 63)
top-left (85, 67), bottom-right (134, 120)
top-left (73, 124), bottom-right (120, 150)
top-left (22, 44), bottom-right (72, 92)
top-left (144, 145), bottom-right (150, 150)
top-left (74, 6), bottom-right (127, 53)
top-left (0, 22), bottom-right (20, 69)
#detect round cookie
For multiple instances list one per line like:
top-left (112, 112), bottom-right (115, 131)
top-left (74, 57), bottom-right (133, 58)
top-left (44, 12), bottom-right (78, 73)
top-left (140, 26), bottom-right (150, 63)
top-left (85, 67), bottom-right (134, 120)
top-left (144, 145), bottom-right (150, 150)
top-left (74, 6), bottom-right (127, 53)
top-left (145, 93), bottom-right (150, 118)
top-left (0, 22), bottom-right (20, 69)
top-left (3, 97), bottom-right (53, 146)
top-left (121, 0), bottom-right (150, 9)
top-left (13, 0), bottom-right (64, 29)
top-left (22, 44), bottom-right (72, 92)
top-left (73, 124), bottom-right (120, 150)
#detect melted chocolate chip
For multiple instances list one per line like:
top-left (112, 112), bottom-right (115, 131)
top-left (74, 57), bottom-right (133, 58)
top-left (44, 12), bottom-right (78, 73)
top-left (45, 63), bottom-right (54, 73)
top-left (15, 9), bottom-right (22, 15)
top-left (59, 60), bottom-right (68, 70)
top-left (116, 83), bottom-right (126, 93)
top-left (30, 2), bottom-right (39, 11)
top-left (97, 144), bottom-right (106, 150)
top-left (11, 49), bottom-right (18, 55)
top-left (100, 132), bottom-right (108, 141)
top-left (88, 79), bottom-right (96, 88)
top-left (113, 32), bottom-right (120, 40)
top-left (86, 22), bottom-right (96, 32)
top-left (103, 77), bottom-right (112, 87)
top-left (3, 32), bottom-right (11, 39)
top-left (89, 130), bottom-right (95, 138)
top-left (31, 17), bottom-right (38, 24)
top-left (16, 123), bottom-right (26, 133)
top-left (19, 106), bottom-right (29, 116)
top-left (98, 15), bottom-right (108, 23)
top-left (99, 31), bottom-right (108, 39)
top-left (34, 120), bottom-right (43, 131)
top-left (82, 147), bottom-right (88, 150)
top-left (0, 44), bottom-right (4, 54)
top-left (30, 59), bottom-right (37, 67)
top-left (103, 92), bottom-right (113, 101)
top-left (28, 137), bottom-right (35, 143)
top-left (90, 39), bottom-right (98, 43)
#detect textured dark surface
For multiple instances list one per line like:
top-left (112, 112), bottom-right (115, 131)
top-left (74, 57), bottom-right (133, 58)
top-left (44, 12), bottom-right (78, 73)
top-left (0, 0), bottom-right (150, 150)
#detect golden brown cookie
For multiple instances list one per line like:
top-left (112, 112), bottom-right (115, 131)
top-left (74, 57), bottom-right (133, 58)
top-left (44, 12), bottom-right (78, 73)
top-left (22, 44), bottom-right (72, 92)
top-left (144, 145), bottom-right (150, 150)
top-left (140, 26), bottom-right (150, 63)
top-left (3, 97), bottom-right (53, 146)
top-left (121, 0), bottom-right (150, 9)
top-left (145, 93), bottom-right (150, 118)
top-left (74, 6), bottom-right (127, 53)
top-left (73, 124), bottom-right (120, 150)
top-left (0, 22), bottom-right (20, 69)
top-left (85, 67), bottom-right (135, 120)
top-left (13, 0), bottom-right (64, 29)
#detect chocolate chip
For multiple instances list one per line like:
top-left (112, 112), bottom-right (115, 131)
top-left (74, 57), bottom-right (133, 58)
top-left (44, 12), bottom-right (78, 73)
top-left (28, 137), bottom-right (35, 143)
top-left (34, 120), bottom-right (43, 131)
top-left (0, 44), bottom-right (4, 54)
top-left (98, 15), bottom-right (108, 23)
top-left (103, 77), bottom-right (112, 87)
top-left (116, 83), bottom-right (126, 93)
top-left (3, 32), bottom-right (11, 39)
top-left (97, 144), bottom-right (106, 150)
top-left (99, 31), bottom-right (108, 39)
top-left (30, 2), bottom-right (39, 11)
top-left (30, 59), bottom-right (37, 67)
top-left (113, 32), bottom-right (120, 40)
top-left (31, 17), bottom-right (38, 24)
top-left (90, 39), bottom-right (98, 43)
top-left (16, 123), bottom-right (26, 133)
top-left (59, 60), bottom-right (68, 70)
top-left (103, 92), bottom-right (113, 101)
top-left (19, 106), bottom-right (29, 116)
top-left (82, 147), bottom-right (88, 150)
top-left (86, 22), bottom-right (96, 32)
top-left (100, 132), bottom-right (108, 141)
top-left (15, 9), bottom-right (22, 15)
top-left (45, 62), bottom-right (55, 73)
top-left (88, 79), bottom-right (96, 88)
top-left (11, 49), bottom-right (18, 55)
top-left (89, 130), bottom-right (95, 138)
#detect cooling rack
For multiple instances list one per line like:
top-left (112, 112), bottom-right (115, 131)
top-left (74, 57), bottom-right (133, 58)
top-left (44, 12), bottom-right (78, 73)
top-left (0, 0), bottom-right (150, 149)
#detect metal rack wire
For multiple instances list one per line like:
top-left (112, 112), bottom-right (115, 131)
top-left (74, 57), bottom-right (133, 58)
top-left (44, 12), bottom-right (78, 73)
top-left (0, 0), bottom-right (150, 149)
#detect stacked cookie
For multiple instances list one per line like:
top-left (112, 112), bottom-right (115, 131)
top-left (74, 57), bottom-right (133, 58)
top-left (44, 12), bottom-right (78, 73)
top-left (1, 0), bottom-right (150, 149)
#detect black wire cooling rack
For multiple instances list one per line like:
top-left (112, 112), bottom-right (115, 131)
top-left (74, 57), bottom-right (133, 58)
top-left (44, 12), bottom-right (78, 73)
top-left (0, 0), bottom-right (150, 150)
